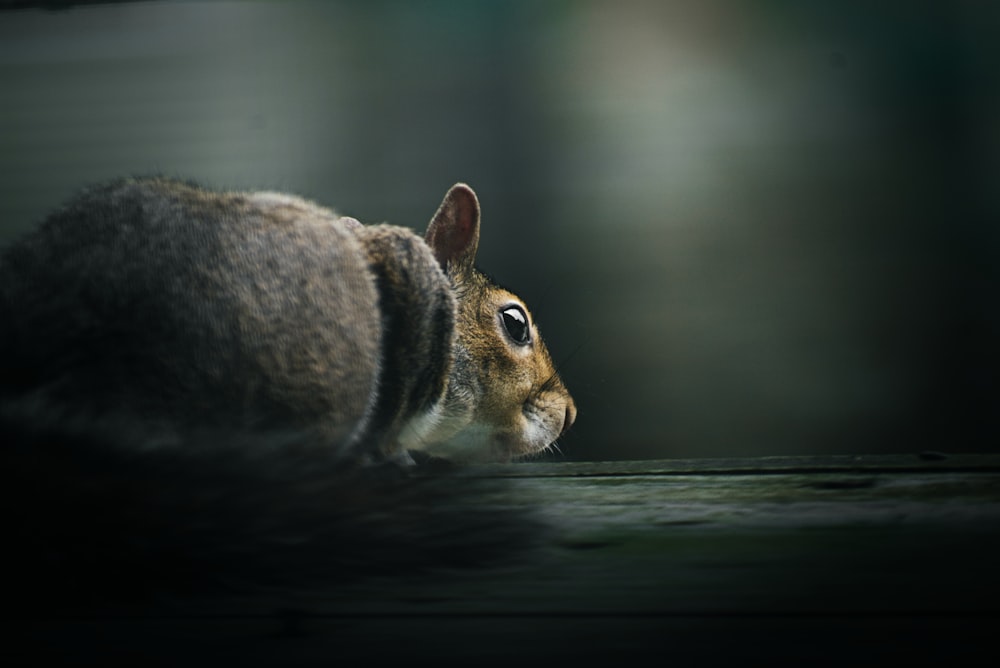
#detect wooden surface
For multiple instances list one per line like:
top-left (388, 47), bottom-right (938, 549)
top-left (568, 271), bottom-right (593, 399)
top-left (17, 453), bottom-right (1000, 665)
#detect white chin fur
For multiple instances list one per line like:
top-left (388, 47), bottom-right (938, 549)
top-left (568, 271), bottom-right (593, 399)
top-left (416, 423), bottom-right (500, 464)
top-left (402, 409), bottom-right (560, 464)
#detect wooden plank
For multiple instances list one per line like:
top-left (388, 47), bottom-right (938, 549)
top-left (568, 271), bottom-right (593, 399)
top-left (14, 455), bottom-right (1000, 664)
top-left (468, 452), bottom-right (1000, 476)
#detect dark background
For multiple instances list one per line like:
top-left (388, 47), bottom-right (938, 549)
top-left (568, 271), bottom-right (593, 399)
top-left (1, 0), bottom-right (997, 461)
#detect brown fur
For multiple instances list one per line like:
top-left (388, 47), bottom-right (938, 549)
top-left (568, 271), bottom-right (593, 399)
top-left (406, 184), bottom-right (577, 462)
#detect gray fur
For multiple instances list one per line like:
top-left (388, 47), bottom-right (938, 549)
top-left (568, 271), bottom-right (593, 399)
top-left (0, 177), bottom-right (448, 459)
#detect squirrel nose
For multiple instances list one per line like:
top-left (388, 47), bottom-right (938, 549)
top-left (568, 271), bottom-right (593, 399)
top-left (559, 402), bottom-right (577, 437)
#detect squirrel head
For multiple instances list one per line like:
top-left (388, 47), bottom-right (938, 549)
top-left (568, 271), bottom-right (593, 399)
top-left (408, 184), bottom-right (577, 463)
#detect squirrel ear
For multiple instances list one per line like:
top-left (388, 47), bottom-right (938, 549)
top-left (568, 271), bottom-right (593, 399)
top-left (425, 183), bottom-right (480, 276)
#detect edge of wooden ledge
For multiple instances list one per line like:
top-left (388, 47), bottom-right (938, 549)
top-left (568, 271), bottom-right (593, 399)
top-left (459, 453), bottom-right (1000, 478)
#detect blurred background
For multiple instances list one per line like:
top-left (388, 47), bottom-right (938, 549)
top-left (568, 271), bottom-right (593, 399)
top-left (1, 0), bottom-right (996, 460)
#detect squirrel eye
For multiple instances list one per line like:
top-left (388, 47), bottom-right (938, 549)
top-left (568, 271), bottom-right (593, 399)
top-left (500, 305), bottom-right (531, 346)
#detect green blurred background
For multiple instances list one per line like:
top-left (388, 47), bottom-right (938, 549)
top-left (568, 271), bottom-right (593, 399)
top-left (1, 1), bottom-right (997, 460)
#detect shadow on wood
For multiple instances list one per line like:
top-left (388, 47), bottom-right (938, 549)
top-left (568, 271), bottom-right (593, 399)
top-left (10, 453), bottom-right (1000, 664)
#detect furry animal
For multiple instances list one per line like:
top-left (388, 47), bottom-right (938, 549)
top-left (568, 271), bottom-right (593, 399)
top-left (0, 178), bottom-right (575, 609)
top-left (0, 178), bottom-right (575, 464)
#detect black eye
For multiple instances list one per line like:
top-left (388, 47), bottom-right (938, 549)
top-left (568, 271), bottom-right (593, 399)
top-left (500, 305), bottom-right (531, 345)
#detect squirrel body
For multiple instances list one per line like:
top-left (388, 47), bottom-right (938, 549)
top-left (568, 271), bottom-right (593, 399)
top-left (0, 178), bottom-right (575, 464)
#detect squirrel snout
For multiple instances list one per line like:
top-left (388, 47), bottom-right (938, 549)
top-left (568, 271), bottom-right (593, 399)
top-left (560, 402), bottom-right (577, 438)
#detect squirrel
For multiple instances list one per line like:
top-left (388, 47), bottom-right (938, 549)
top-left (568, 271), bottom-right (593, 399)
top-left (0, 177), bottom-right (575, 465)
top-left (0, 178), bottom-right (576, 608)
